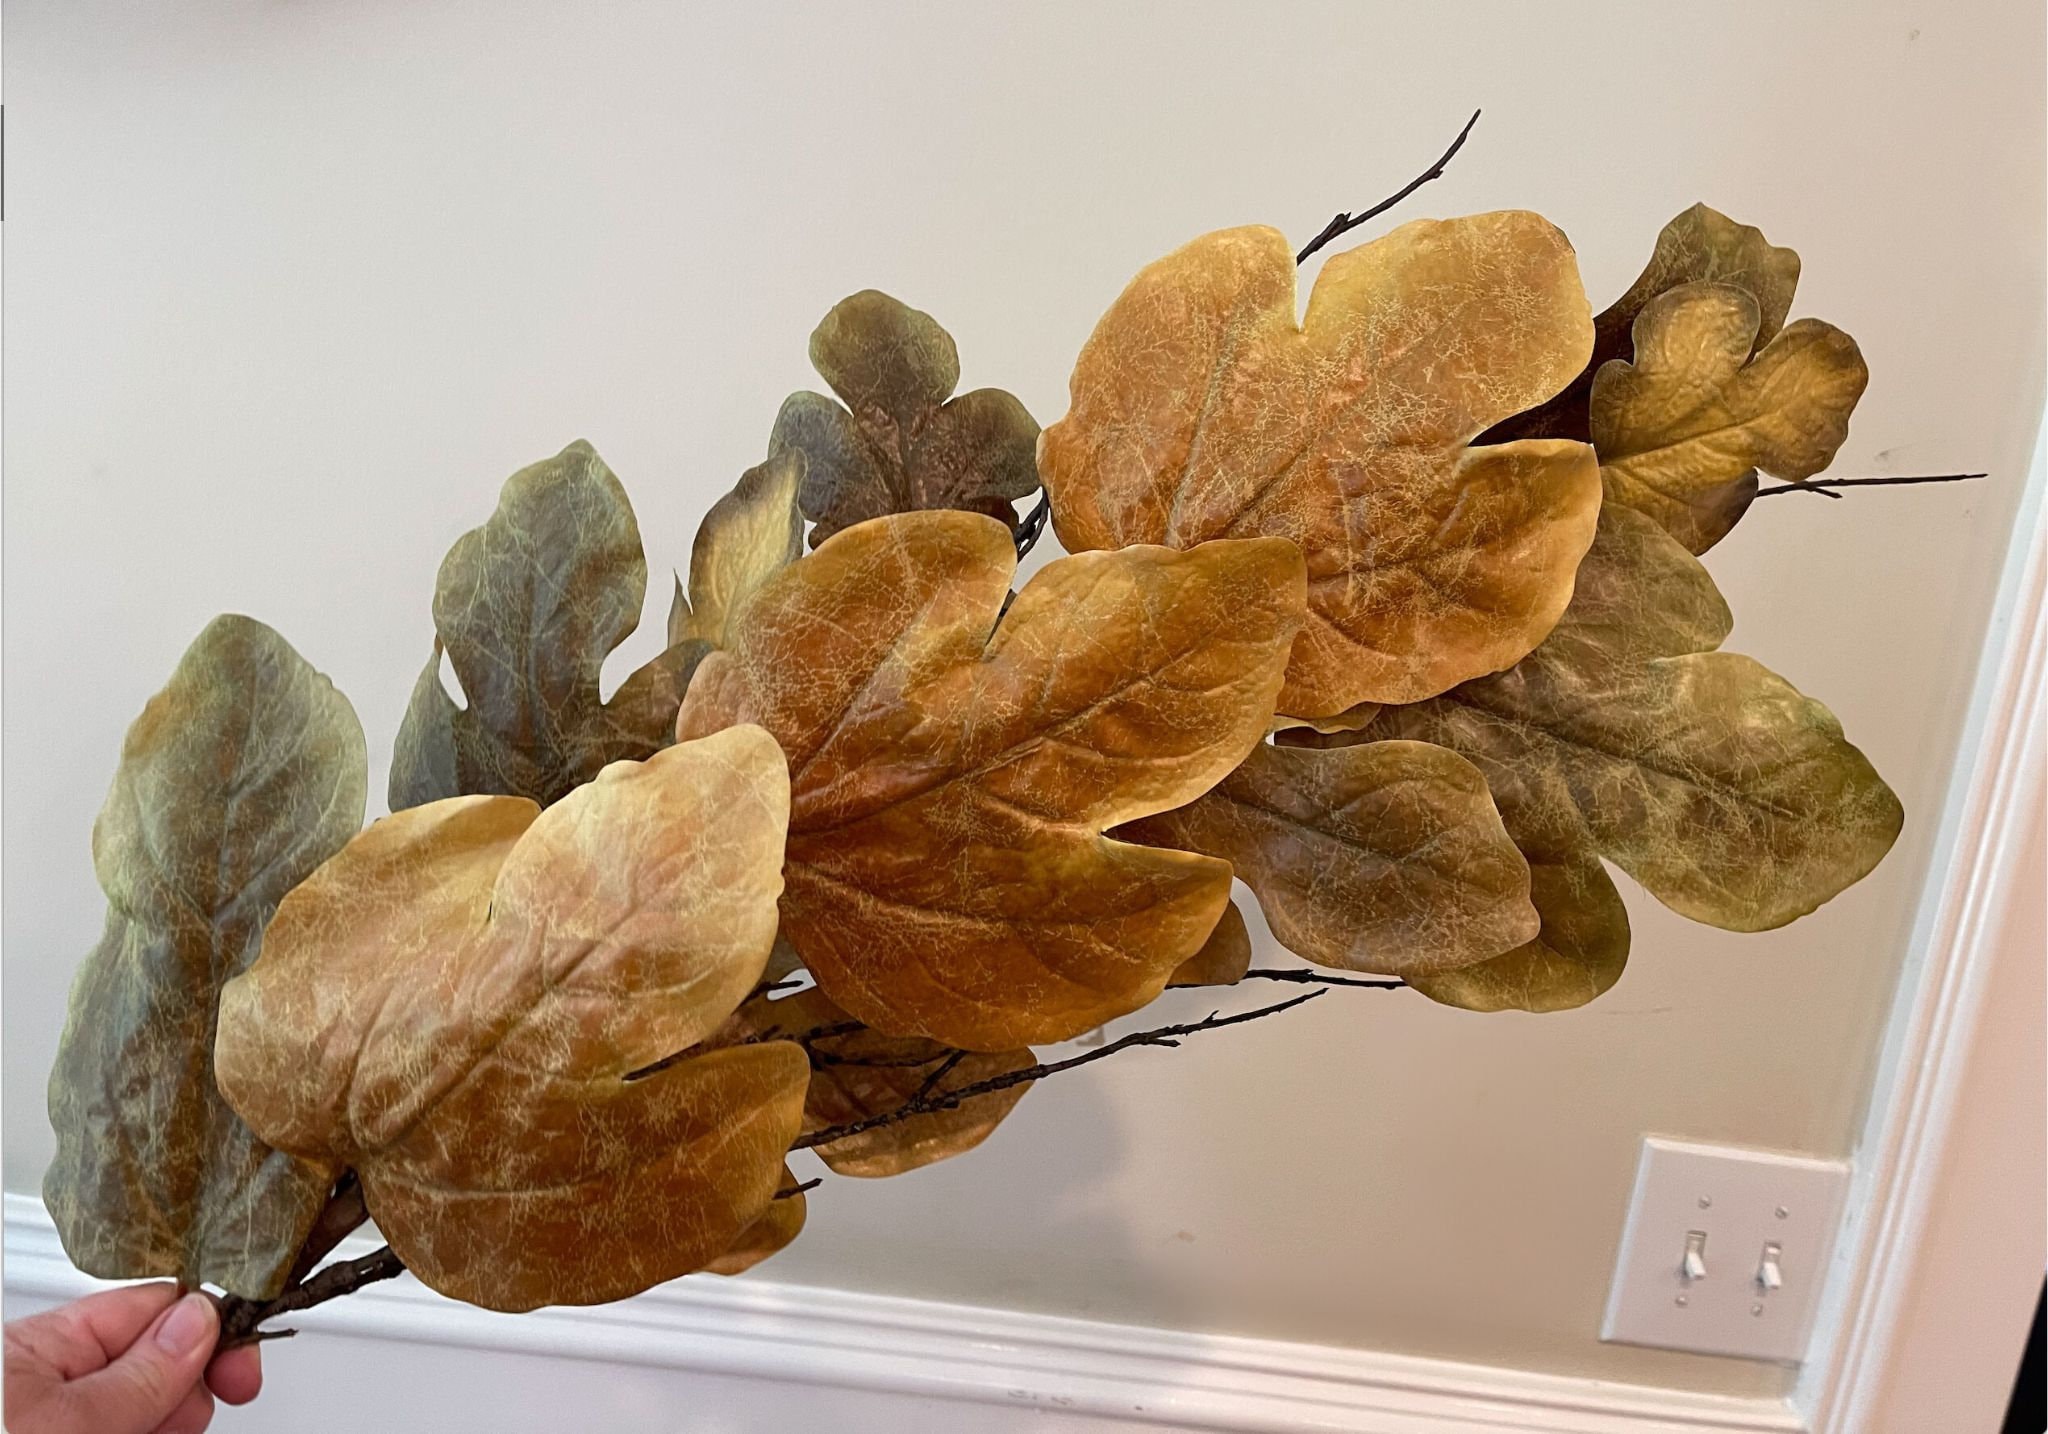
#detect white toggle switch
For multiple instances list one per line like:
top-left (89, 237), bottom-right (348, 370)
top-left (1604, 1137), bottom-right (1850, 1361)
top-left (1756, 1243), bottom-right (1784, 1293)
top-left (1681, 1230), bottom-right (1709, 1282)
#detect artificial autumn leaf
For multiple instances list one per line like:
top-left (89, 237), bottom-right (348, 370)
top-left (1120, 741), bottom-right (1537, 976)
top-left (1367, 503), bottom-right (1902, 935)
top-left (215, 726), bottom-right (807, 1313)
top-left (1039, 214), bottom-right (1602, 717)
top-left (670, 452), bottom-right (806, 648)
top-left (704, 1166), bottom-right (807, 1276)
top-left (390, 441), bottom-right (709, 811)
top-left (767, 291), bottom-right (1041, 546)
top-left (1169, 899), bottom-right (1252, 987)
top-left (676, 508), bottom-right (1306, 1050)
top-left (46, 615), bottom-right (366, 1298)
top-left (1591, 282), bottom-right (1867, 552)
top-left (718, 986), bottom-right (1036, 1177)
top-left (1405, 850), bottom-right (1630, 1013)
top-left (1274, 702), bottom-right (1383, 737)
top-left (1488, 202), bottom-right (1803, 446)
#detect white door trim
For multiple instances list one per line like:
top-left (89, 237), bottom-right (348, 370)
top-left (1795, 423), bottom-right (2048, 1432)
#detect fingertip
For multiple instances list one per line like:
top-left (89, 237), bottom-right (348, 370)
top-left (205, 1341), bottom-right (264, 1405)
top-left (150, 1292), bottom-right (218, 1361)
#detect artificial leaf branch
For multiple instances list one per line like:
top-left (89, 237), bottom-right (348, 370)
top-left (46, 116), bottom-right (1978, 1360)
top-left (213, 983), bottom-right (1343, 1344)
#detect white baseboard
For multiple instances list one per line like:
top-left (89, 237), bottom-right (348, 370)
top-left (4, 1193), bottom-right (1799, 1434)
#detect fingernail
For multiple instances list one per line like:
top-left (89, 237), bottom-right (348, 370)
top-left (156, 1294), bottom-right (215, 1356)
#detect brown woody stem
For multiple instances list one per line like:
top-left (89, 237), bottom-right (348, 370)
top-left (218, 1244), bottom-right (407, 1349)
top-left (1755, 472), bottom-right (1986, 499)
top-left (793, 990), bottom-right (1327, 1152)
top-left (1240, 968), bottom-right (1405, 990)
top-left (211, 986), bottom-right (1359, 1344)
top-left (1296, 109), bottom-right (1481, 265)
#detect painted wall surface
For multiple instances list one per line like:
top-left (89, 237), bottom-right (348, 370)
top-left (5, 0), bottom-right (2042, 1404)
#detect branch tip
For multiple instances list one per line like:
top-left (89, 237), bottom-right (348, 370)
top-left (1296, 108), bottom-right (1482, 265)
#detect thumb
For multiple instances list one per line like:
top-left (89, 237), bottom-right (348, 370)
top-left (58, 1291), bottom-right (218, 1434)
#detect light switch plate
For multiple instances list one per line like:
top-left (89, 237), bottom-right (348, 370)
top-left (1602, 1136), bottom-right (1849, 1362)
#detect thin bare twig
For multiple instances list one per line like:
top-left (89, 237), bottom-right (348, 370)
top-left (1014, 491), bottom-right (1052, 557)
top-left (626, 1019), bottom-right (866, 1082)
top-left (1755, 472), bottom-right (1986, 499)
top-left (1296, 109), bottom-right (1481, 265)
top-left (775, 1177), bottom-right (824, 1200)
top-left (913, 1048), bottom-right (968, 1101)
top-left (793, 990), bottom-right (1326, 1152)
top-left (1240, 968), bottom-right (1406, 990)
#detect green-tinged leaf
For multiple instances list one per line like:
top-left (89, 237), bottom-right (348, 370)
top-left (1592, 283), bottom-right (1867, 552)
top-left (672, 452), bottom-right (807, 648)
top-left (1490, 202), bottom-right (1803, 444)
top-left (768, 291), bottom-right (1041, 546)
top-left (1408, 850), bottom-right (1630, 1012)
top-left (1120, 741), bottom-right (1537, 976)
top-left (1368, 505), bottom-right (1902, 933)
top-left (46, 615), bottom-right (367, 1298)
top-left (389, 440), bottom-right (708, 810)
top-left (217, 726), bottom-right (804, 1313)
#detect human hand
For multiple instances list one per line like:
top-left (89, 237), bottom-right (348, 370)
top-left (4, 1283), bottom-right (262, 1434)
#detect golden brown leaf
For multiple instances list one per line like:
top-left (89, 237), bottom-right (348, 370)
top-left (1039, 215), bottom-right (1601, 716)
top-left (390, 441), bottom-right (709, 810)
top-left (1368, 504), bottom-right (1902, 935)
top-left (1489, 202), bottom-right (1802, 445)
top-left (1407, 850), bottom-right (1630, 1013)
top-left (768, 292), bottom-right (1040, 545)
top-left (1169, 900), bottom-right (1253, 988)
top-left (1592, 283), bottom-right (1867, 552)
top-left (718, 986), bottom-right (1036, 1177)
top-left (1121, 741), bottom-right (1536, 976)
top-left (216, 726), bottom-right (806, 1312)
top-left (671, 452), bottom-right (807, 647)
top-left (677, 509), bottom-right (1305, 1049)
top-left (1272, 702), bottom-right (1382, 737)
top-left (704, 1165), bottom-right (807, 1276)
top-left (46, 616), bottom-right (366, 1298)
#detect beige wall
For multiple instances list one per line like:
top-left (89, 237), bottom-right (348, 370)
top-left (5, 0), bottom-right (2042, 1400)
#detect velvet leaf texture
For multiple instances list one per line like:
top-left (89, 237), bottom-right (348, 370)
top-left (215, 726), bottom-right (805, 1312)
top-left (391, 441), bottom-right (708, 810)
top-left (1039, 214), bottom-right (1603, 716)
top-left (46, 615), bottom-right (367, 1299)
top-left (1121, 740), bottom-right (1537, 977)
top-left (677, 509), bottom-right (1306, 1050)
top-left (1363, 504), bottom-right (1903, 1008)
top-left (768, 291), bottom-right (1042, 546)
